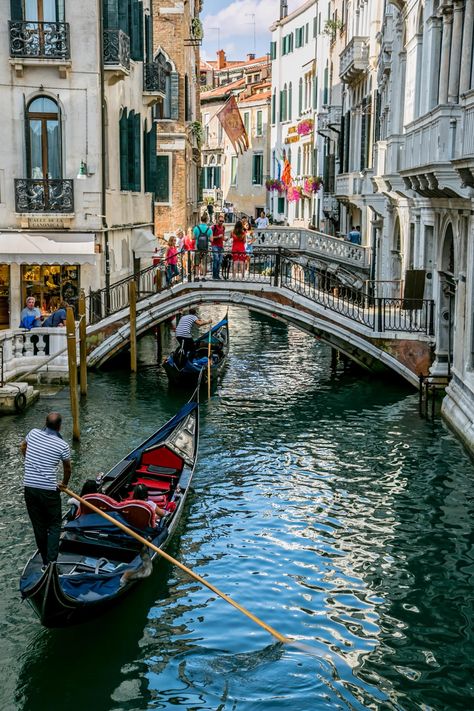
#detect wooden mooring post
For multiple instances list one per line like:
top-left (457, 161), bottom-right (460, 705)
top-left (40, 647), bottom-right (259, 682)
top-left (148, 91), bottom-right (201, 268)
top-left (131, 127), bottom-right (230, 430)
top-left (66, 306), bottom-right (80, 440)
top-left (129, 280), bottom-right (137, 372)
top-left (78, 289), bottom-right (87, 397)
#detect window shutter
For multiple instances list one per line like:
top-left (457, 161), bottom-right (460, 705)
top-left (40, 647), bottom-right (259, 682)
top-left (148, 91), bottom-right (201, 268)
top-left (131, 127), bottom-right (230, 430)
top-left (134, 112), bottom-right (141, 191)
top-left (24, 95), bottom-right (31, 177)
top-left (127, 109), bottom-right (135, 189)
top-left (288, 85), bottom-right (292, 121)
top-left (10, 0), bottom-right (23, 20)
top-left (344, 111), bottom-right (350, 172)
top-left (339, 115), bottom-right (345, 170)
top-left (130, 0), bottom-right (143, 61)
top-left (118, 0), bottom-right (128, 34)
top-left (145, 12), bottom-right (152, 63)
top-left (298, 79), bottom-right (303, 115)
top-left (313, 75), bottom-right (318, 109)
top-left (119, 109), bottom-right (129, 190)
top-left (56, 0), bottom-right (65, 22)
top-left (145, 123), bottom-right (156, 193)
top-left (103, 0), bottom-right (119, 31)
top-left (138, 1), bottom-right (144, 59)
top-left (360, 98), bottom-right (367, 171)
top-left (156, 155), bottom-right (169, 202)
top-left (184, 74), bottom-right (190, 121)
top-left (170, 72), bottom-right (179, 120)
top-left (214, 166), bottom-right (221, 189)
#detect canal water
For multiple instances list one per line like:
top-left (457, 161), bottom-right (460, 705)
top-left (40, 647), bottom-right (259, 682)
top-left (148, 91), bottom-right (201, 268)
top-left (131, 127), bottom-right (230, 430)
top-left (0, 306), bottom-right (473, 711)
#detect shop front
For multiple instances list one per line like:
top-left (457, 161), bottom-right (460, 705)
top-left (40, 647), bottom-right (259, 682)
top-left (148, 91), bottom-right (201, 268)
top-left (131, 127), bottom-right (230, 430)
top-left (21, 265), bottom-right (80, 314)
top-left (0, 265), bottom-right (10, 328)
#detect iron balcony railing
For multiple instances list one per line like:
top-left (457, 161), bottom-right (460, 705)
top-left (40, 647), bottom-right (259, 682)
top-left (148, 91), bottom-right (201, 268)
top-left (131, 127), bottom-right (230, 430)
top-left (103, 29), bottom-right (130, 70)
top-left (9, 20), bottom-right (70, 59)
top-left (143, 62), bottom-right (167, 94)
top-left (86, 248), bottom-right (434, 337)
top-left (15, 178), bottom-right (74, 213)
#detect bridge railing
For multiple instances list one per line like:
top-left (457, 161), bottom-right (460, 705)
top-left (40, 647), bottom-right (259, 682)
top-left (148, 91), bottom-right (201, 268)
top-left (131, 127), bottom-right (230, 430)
top-left (85, 248), bottom-right (434, 336)
top-left (255, 227), bottom-right (370, 269)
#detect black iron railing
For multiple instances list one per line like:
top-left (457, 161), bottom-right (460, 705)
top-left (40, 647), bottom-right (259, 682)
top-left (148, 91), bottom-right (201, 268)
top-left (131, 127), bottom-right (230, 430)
top-left (14, 178), bottom-right (74, 213)
top-left (9, 21), bottom-right (70, 59)
top-left (103, 29), bottom-right (130, 70)
top-left (86, 248), bottom-right (435, 337)
top-left (144, 62), bottom-right (167, 93)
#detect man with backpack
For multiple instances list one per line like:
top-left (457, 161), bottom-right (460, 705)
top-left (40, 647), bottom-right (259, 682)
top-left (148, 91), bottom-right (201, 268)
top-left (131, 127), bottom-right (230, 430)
top-left (193, 213), bottom-right (212, 280)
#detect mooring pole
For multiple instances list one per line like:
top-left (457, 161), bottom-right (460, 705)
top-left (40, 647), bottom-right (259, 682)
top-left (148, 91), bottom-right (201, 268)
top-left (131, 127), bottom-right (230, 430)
top-left (78, 289), bottom-right (87, 397)
top-left (66, 306), bottom-right (80, 441)
top-left (129, 280), bottom-right (137, 372)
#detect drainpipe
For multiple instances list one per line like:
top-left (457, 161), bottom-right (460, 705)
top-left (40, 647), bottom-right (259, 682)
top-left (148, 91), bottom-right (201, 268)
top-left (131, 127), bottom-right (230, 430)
top-left (98, 0), bottom-right (110, 309)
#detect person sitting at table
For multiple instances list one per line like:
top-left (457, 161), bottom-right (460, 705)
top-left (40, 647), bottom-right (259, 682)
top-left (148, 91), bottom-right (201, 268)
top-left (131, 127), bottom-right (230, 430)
top-left (19, 296), bottom-right (42, 329)
top-left (42, 301), bottom-right (68, 327)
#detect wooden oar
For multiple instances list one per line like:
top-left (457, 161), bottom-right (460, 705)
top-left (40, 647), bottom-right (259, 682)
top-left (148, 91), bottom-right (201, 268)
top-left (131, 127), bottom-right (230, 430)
top-left (64, 488), bottom-right (289, 644)
top-left (207, 326), bottom-right (212, 399)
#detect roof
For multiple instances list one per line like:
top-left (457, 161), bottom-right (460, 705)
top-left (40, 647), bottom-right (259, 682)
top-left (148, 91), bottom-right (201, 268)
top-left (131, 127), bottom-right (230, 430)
top-left (200, 77), bottom-right (246, 100)
top-left (205, 55), bottom-right (269, 73)
top-left (238, 90), bottom-right (271, 104)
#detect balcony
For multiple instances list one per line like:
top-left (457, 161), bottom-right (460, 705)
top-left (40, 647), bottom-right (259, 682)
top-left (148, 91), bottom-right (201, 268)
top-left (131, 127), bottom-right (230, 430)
top-left (9, 21), bottom-right (70, 77)
top-left (143, 62), bottom-right (167, 105)
top-left (103, 29), bottom-right (130, 82)
top-left (318, 106), bottom-right (342, 136)
top-left (15, 179), bottom-right (74, 214)
top-left (452, 92), bottom-right (474, 187)
top-left (322, 194), bottom-right (339, 215)
top-left (339, 37), bottom-right (369, 83)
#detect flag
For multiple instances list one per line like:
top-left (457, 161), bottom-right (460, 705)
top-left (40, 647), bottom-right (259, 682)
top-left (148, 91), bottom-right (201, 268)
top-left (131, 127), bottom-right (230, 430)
top-left (216, 96), bottom-right (249, 155)
top-left (281, 159), bottom-right (292, 187)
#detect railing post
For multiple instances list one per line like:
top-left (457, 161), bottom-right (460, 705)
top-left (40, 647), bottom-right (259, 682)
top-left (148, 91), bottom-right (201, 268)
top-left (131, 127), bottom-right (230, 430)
top-left (274, 248), bottom-right (281, 287)
top-left (129, 280), bottom-right (137, 373)
top-left (78, 289), bottom-right (87, 398)
top-left (376, 297), bottom-right (383, 332)
top-left (428, 300), bottom-right (434, 335)
top-left (66, 306), bottom-right (80, 441)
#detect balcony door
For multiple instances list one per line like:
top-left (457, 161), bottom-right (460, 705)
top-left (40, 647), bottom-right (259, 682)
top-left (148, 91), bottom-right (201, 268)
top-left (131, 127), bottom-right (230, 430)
top-left (22, 0), bottom-right (62, 21)
top-left (26, 96), bottom-right (61, 180)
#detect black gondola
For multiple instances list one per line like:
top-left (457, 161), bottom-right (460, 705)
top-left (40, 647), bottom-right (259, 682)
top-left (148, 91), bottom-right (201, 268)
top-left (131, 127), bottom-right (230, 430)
top-left (162, 314), bottom-right (229, 386)
top-left (20, 390), bottom-right (200, 628)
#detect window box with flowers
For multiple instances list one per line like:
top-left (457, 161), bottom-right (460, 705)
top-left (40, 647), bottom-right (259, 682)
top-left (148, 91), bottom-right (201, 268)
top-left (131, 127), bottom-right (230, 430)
top-left (287, 185), bottom-right (303, 202)
top-left (265, 178), bottom-right (286, 193)
top-left (304, 177), bottom-right (323, 193)
top-left (297, 119), bottom-right (313, 136)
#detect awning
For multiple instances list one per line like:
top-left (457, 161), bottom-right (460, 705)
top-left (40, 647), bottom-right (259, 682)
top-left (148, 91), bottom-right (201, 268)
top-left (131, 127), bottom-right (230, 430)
top-left (0, 232), bottom-right (96, 265)
top-left (131, 228), bottom-right (158, 258)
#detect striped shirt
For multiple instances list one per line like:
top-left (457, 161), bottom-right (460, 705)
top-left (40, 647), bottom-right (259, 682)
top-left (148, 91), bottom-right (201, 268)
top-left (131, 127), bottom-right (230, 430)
top-left (176, 314), bottom-right (198, 338)
top-left (23, 428), bottom-right (71, 491)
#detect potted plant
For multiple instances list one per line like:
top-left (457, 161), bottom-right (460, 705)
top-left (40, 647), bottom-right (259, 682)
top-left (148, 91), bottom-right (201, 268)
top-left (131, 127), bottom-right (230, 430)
top-left (304, 177), bottom-right (323, 193)
top-left (297, 119), bottom-right (314, 136)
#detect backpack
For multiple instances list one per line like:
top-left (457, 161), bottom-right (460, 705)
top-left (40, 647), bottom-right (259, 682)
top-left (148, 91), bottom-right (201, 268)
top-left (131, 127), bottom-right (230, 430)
top-left (20, 313), bottom-right (36, 330)
top-left (195, 225), bottom-right (209, 250)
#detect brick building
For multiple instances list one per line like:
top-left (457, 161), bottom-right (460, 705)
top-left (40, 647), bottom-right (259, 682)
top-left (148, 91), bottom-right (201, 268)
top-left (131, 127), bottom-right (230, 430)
top-left (152, 0), bottom-right (202, 239)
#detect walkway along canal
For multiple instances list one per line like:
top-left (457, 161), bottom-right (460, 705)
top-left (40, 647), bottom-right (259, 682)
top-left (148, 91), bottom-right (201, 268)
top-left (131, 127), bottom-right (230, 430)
top-left (1, 307), bottom-right (473, 710)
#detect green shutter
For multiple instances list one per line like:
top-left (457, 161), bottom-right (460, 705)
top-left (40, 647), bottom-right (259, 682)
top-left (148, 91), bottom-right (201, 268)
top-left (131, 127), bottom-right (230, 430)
top-left (134, 112), bottom-right (141, 191)
top-left (130, 0), bottom-right (143, 61)
top-left (127, 109), bottom-right (135, 189)
top-left (138, 1), bottom-right (144, 59)
top-left (119, 109), bottom-right (129, 190)
top-left (145, 12), bottom-right (152, 63)
top-left (118, 0), bottom-right (128, 33)
top-left (56, 0), bottom-right (65, 22)
top-left (10, 0), bottom-right (23, 20)
top-left (288, 86), bottom-right (292, 121)
top-left (170, 72), bottom-right (179, 120)
top-left (313, 75), bottom-right (318, 109)
top-left (145, 123), bottom-right (157, 193)
top-left (156, 155), bottom-right (169, 202)
top-left (104, 0), bottom-right (119, 31)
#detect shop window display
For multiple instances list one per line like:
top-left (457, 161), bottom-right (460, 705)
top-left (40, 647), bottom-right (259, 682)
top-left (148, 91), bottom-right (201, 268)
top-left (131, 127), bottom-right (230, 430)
top-left (21, 265), bottom-right (79, 316)
top-left (0, 265), bottom-right (10, 328)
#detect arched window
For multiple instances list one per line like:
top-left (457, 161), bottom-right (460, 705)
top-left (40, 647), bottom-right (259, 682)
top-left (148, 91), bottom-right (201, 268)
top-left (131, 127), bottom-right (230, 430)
top-left (26, 96), bottom-right (61, 179)
top-left (288, 82), bottom-right (292, 121)
top-left (298, 77), bottom-right (303, 115)
top-left (154, 50), bottom-right (174, 120)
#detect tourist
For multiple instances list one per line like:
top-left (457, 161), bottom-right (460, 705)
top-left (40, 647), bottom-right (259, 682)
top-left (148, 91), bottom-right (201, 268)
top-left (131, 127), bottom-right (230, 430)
top-left (231, 220), bottom-right (247, 279)
top-left (242, 217), bottom-right (255, 276)
top-left (348, 225), bottom-right (362, 245)
top-left (42, 301), bottom-right (68, 327)
top-left (175, 307), bottom-right (211, 359)
top-left (175, 227), bottom-right (185, 251)
top-left (131, 484), bottom-right (167, 520)
top-left (207, 201), bottom-right (214, 223)
top-left (165, 235), bottom-right (180, 285)
top-left (193, 213), bottom-right (212, 280)
top-left (19, 296), bottom-right (42, 329)
top-left (211, 213), bottom-right (226, 279)
top-left (20, 412), bottom-right (72, 568)
top-left (255, 210), bottom-right (269, 229)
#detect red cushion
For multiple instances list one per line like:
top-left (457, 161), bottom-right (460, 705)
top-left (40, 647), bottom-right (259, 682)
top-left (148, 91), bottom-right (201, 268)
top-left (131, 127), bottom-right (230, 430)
top-left (132, 477), bottom-right (170, 492)
top-left (79, 493), bottom-right (156, 528)
top-left (141, 445), bottom-right (183, 469)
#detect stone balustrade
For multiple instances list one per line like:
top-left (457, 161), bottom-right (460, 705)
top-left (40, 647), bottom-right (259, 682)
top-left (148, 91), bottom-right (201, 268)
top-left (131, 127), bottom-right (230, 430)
top-left (0, 328), bottom-right (71, 383)
top-left (402, 105), bottom-right (462, 170)
top-left (255, 227), bottom-right (369, 269)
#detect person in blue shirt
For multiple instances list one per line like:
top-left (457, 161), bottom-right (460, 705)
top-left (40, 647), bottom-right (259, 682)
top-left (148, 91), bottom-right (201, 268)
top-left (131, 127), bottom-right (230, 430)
top-left (19, 296), bottom-right (42, 329)
top-left (348, 225), bottom-right (361, 245)
top-left (42, 301), bottom-right (68, 327)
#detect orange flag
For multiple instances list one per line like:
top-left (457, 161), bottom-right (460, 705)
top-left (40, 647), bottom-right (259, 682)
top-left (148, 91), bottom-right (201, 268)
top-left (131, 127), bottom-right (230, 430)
top-left (281, 158), bottom-right (292, 187)
top-left (216, 96), bottom-right (249, 155)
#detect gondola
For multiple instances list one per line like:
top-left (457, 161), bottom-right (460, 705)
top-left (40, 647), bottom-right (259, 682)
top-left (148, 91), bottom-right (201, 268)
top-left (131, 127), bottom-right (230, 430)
top-left (162, 314), bottom-right (229, 386)
top-left (19, 389), bottom-right (200, 628)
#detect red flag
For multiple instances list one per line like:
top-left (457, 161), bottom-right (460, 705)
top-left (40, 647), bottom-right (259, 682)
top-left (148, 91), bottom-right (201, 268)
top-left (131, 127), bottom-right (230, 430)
top-left (216, 96), bottom-right (249, 155)
top-left (281, 159), bottom-right (292, 187)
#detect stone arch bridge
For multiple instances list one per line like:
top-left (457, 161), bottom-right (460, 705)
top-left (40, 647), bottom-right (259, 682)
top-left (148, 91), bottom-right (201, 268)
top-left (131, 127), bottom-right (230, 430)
top-left (85, 248), bottom-right (434, 387)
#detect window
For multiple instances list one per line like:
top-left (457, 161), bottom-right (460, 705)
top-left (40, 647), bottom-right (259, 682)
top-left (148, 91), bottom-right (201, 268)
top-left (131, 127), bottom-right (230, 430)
top-left (277, 196), bottom-right (285, 213)
top-left (156, 154), bottom-right (170, 203)
top-left (295, 27), bottom-right (303, 48)
top-left (256, 110), bottom-right (263, 136)
top-left (203, 166), bottom-right (221, 189)
top-left (231, 155), bottom-right (237, 185)
top-left (244, 112), bottom-right (250, 135)
top-left (26, 96), bottom-right (61, 179)
top-left (297, 147), bottom-right (301, 175)
top-left (119, 108), bottom-right (141, 191)
top-left (271, 89), bottom-right (276, 124)
top-left (288, 82), bottom-right (292, 120)
top-left (298, 77), bottom-right (303, 115)
top-left (305, 23), bottom-right (309, 43)
top-left (19, 0), bottom-right (65, 21)
top-left (270, 41), bottom-right (277, 60)
top-left (252, 154), bottom-right (263, 185)
top-left (154, 52), bottom-right (174, 120)
top-left (102, 0), bottom-right (144, 61)
top-left (144, 121), bottom-right (157, 194)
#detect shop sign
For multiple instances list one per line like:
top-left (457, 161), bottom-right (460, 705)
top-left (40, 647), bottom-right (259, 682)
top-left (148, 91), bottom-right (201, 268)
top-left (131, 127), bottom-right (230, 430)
top-left (285, 134), bottom-right (300, 144)
top-left (28, 217), bottom-right (68, 229)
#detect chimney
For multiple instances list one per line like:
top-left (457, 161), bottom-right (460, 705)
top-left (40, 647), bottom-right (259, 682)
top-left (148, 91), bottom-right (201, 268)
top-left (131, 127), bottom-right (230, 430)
top-left (217, 49), bottom-right (226, 70)
top-left (247, 53), bottom-right (255, 61)
top-left (280, 0), bottom-right (288, 19)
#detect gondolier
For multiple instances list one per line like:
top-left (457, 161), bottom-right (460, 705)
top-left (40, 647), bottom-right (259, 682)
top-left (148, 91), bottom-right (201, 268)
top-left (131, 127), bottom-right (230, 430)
top-left (175, 308), bottom-right (211, 359)
top-left (20, 412), bottom-right (72, 567)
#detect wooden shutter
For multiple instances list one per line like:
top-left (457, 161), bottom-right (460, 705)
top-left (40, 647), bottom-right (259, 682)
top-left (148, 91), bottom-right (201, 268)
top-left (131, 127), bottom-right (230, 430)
top-left (145, 123), bottom-right (156, 193)
top-left (118, 0), bottom-right (128, 34)
top-left (56, 0), bottom-right (65, 22)
top-left (144, 11), bottom-right (152, 63)
top-left (130, 0), bottom-right (143, 61)
top-left (10, 0), bottom-right (23, 20)
top-left (360, 98), bottom-right (367, 171)
top-left (344, 111), bottom-right (350, 172)
top-left (119, 109), bottom-right (129, 190)
top-left (170, 72), bottom-right (179, 120)
top-left (138, 1), bottom-right (144, 59)
top-left (134, 112), bottom-right (141, 191)
top-left (127, 109), bottom-right (135, 189)
top-left (339, 115), bottom-right (345, 170)
top-left (156, 155), bottom-right (169, 203)
top-left (104, 0), bottom-right (119, 31)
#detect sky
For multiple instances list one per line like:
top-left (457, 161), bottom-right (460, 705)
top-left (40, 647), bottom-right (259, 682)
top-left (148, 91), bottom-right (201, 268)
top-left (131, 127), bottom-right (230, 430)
top-left (201, 0), bottom-right (301, 62)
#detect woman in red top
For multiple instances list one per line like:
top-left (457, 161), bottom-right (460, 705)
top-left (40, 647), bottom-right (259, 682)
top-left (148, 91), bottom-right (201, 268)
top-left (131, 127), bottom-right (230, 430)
top-left (181, 227), bottom-right (195, 274)
top-left (231, 220), bottom-right (247, 279)
top-left (165, 236), bottom-right (180, 285)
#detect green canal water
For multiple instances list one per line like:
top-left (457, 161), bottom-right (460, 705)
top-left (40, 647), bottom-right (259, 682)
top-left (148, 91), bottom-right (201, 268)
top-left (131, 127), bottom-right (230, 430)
top-left (0, 306), bottom-right (473, 711)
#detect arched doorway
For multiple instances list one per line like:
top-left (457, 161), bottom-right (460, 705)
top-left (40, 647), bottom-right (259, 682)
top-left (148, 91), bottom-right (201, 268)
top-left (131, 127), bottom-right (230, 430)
top-left (436, 223), bottom-right (455, 375)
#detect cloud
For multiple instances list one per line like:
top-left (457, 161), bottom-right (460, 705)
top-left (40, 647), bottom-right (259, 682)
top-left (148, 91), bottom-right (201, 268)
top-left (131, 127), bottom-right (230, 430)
top-left (202, 0), bottom-right (301, 59)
